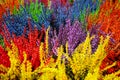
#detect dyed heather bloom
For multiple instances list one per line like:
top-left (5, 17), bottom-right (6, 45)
top-left (0, 46), bottom-right (10, 68)
top-left (67, 19), bottom-right (86, 54)
top-left (58, 19), bottom-right (86, 54)
top-left (91, 36), bottom-right (99, 53)
top-left (2, 9), bottom-right (32, 36)
top-left (58, 24), bottom-right (69, 45)
top-left (2, 5), bottom-right (51, 36)
top-left (89, 25), bottom-right (100, 53)
top-left (50, 0), bottom-right (71, 28)
top-left (50, 0), bottom-right (102, 28)
top-left (58, 20), bottom-right (102, 54)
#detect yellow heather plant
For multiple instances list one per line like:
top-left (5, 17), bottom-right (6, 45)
top-left (66, 33), bottom-right (120, 80)
top-left (34, 44), bottom-right (68, 80)
top-left (66, 33), bottom-right (94, 80)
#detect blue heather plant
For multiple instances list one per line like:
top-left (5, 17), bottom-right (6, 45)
top-left (3, 9), bottom-right (34, 36)
top-left (13, 0), bottom-right (52, 26)
top-left (3, 3), bottom-right (51, 36)
top-left (50, 0), bottom-right (70, 28)
top-left (50, 0), bottom-right (102, 28)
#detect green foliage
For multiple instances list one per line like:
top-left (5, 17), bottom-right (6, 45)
top-left (0, 35), bottom-right (4, 47)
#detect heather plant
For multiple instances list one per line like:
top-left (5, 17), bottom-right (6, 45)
top-left (2, 2), bottom-right (52, 36)
top-left (50, 0), bottom-right (103, 28)
top-left (51, 19), bottom-right (100, 55)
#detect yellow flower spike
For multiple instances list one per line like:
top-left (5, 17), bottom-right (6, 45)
top-left (22, 51), bottom-right (27, 63)
top-left (11, 40), bottom-right (19, 58)
top-left (85, 36), bottom-right (110, 80)
top-left (20, 52), bottom-right (32, 80)
top-left (26, 61), bottom-right (32, 79)
top-left (66, 42), bottom-right (68, 54)
top-left (39, 42), bottom-right (45, 67)
top-left (45, 26), bottom-right (50, 55)
top-left (20, 53), bottom-right (26, 80)
top-left (0, 64), bottom-right (9, 73)
top-left (55, 45), bottom-right (68, 80)
top-left (102, 61), bottom-right (116, 72)
top-left (81, 32), bottom-right (92, 55)
top-left (18, 0), bottom-right (24, 6)
top-left (91, 36), bottom-right (110, 68)
top-left (56, 45), bottom-right (63, 66)
top-left (103, 70), bottom-right (120, 80)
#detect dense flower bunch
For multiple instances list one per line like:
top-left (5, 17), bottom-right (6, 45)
top-left (87, 0), bottom-right (120, 75)
top-left (0, 0), bottom-right (120, 80)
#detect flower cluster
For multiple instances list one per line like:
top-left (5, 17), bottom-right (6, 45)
top-left (0, 0), bottom-right (120, 80)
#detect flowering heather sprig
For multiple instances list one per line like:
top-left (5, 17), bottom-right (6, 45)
top-left (100, 48), bottom-right (120, 75)
top-left (89, 24), bottom-right (100, 53)
top-left (67, 19), bottom-right (86, 54)
top-left (0, 46), bottom-right (10, 68)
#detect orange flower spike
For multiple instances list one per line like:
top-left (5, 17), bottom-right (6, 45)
top-left (0, 0), bottom-right (20, 16)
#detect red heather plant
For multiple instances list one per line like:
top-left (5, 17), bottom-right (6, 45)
top-left (88, 0), bottom-right (120, 52)
top-left (87, 0), bottom-right (120, 75)
top-left (0, 45), bottom-right (10, 74)
top-left (1, 22), bottom-right (50, 70)
top-left (0, 46), bottom-right (10, 68)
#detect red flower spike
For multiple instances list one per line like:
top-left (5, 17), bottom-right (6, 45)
top-left (0, 46), bottom-right (10, 68)
top-left (116, 61), bottom-right (120, 68)
top-left (107, 67), bottom-right (115, 74)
